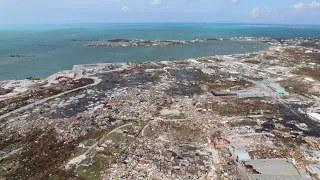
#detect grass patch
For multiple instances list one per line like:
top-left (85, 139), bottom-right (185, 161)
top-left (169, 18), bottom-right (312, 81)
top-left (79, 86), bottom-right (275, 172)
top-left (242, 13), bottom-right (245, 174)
top-left (3, 168), bottom-right (27, 180)
top-left (118, 124), bottom-right (133, 131)
top-left (106, 132), bottom-right (124, 143)
top-left (0, 161), bottom-right (7, 177)
top-left (47, 174), bottom-right (61, 180)
top-left (86, 139), bottom-right (97, 146)
top-left (76, 155), bottom-right (108, 180)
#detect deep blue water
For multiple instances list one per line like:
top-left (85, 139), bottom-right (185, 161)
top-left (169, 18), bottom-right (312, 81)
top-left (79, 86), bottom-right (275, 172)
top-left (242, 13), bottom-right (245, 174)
top-left (0, 23), bottom-right (319, 80)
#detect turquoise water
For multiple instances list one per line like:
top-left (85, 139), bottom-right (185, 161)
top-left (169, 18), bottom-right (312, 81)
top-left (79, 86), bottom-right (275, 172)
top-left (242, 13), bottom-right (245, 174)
top-left (1, 23), bottom-right (319, 80)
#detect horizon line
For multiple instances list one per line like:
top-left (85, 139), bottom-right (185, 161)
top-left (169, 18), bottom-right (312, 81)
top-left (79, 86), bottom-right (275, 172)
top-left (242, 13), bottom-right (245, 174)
top-left (1, 22), bottom-right (320, 26)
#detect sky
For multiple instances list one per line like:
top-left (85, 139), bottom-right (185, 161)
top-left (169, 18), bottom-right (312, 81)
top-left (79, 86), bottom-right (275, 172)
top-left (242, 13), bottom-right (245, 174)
top-left (0, 0), bottom-right (320, 24)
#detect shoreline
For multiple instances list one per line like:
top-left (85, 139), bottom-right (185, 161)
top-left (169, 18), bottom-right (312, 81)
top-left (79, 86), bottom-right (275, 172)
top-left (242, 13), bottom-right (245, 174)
top-left (1, 39), bottom-right (268, 81)
top-left (1, 37), bottom-right (273, 82)
top-left (1, 36), bottom-right (319, 82)
top-left (1, 36), bottom-right (320, 104)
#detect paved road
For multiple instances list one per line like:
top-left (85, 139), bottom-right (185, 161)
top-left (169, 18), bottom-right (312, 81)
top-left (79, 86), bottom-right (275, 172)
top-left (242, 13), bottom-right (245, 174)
top-left (245, 74), bottom-right (307, 123)
top-left (0, 77), bottom-right (101, 121)
top-left (256, 80), bottom-right (307, 122)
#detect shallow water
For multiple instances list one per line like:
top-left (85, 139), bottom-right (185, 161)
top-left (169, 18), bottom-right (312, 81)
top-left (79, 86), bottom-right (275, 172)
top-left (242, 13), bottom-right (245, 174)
top-left (2, 23), bottom-right (319, 80)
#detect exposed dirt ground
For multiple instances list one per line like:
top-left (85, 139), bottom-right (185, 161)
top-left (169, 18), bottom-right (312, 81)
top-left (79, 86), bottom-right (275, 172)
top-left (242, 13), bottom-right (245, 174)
top-left (279, 78), bottom-right (311, 95)
top-left (211, 98), bottom-right (280, 116)
top-left (294, 67), bottom-right (320, 81)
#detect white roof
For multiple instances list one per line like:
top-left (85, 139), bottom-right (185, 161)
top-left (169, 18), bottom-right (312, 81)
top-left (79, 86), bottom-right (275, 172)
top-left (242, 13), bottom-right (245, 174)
top-left (305, 77), bottom-right (315, 82)
top-left (246, 159), bottom-right (300, 176)
top-left (309, 113), bottom-right (320, 121)
top-left (236, 149), bottom-right (251, 161)
top-left (249, 174), bottom-right (306, 180)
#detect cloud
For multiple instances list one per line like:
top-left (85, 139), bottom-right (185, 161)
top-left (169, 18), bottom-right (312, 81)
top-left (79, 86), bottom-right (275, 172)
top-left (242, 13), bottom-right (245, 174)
top-left (121, 6), bottom-right (129, 11)
top-left (224, 0), bottom-right (238, 3)
top-left (250, 7), bottom-right (260, 17)
top-left (310, 1), bottom-right (320, 7)
top-left (293, 1), bottom-right (320, 11)
top-left (151, 0), bottom-right (161, 5)
top-left (293, 3), bottom-right (304, 10)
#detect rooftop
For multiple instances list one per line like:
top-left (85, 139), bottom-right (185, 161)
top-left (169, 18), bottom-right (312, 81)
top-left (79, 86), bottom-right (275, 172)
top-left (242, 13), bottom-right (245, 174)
top-left (249, 174), bottom-right (306, 180)
top-left (246, 159), bottom-right (300, 176)
top-left (308, 113), bottom-right (320, 121)
top-left (236, 149), bottom-right (251, 161)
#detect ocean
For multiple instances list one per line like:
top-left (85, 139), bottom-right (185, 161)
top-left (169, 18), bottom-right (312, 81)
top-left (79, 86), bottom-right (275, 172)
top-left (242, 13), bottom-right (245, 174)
top-left (0, 23), bottom-right (319, 80)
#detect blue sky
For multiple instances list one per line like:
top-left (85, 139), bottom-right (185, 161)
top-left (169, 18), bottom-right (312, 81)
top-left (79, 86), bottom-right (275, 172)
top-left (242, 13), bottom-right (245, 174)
top-left (1, 0), bottom-right (320, 24)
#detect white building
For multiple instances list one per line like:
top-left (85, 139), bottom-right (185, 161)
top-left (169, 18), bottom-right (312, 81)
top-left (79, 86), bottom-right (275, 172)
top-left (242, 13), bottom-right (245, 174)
top-left (308, 113), bottom-right (320, 123)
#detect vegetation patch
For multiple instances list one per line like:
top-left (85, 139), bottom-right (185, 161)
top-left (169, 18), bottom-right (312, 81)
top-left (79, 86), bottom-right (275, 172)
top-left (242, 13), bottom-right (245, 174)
top-left (118, 124), bottom-right (133, 131)
top-left (212, 99), bottom-right (280, 117)
top-left (106, 132), bottom-right (125, 143)
top-left (75, 155), bottom-right (108, 180)
top-left (279, 78), bottom-right (311, 95)
top-left (0, 128), bottom-right (105, 180)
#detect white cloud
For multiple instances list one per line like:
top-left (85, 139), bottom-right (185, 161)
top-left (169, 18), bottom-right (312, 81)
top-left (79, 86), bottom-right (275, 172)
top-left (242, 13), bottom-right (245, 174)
top-left (151, 0), bottom-right (161, 5)
top-left (293, 1), bottom-right (320, 11)
top-left (293, 3), bottom-right (304, 10)
top-left (121, 6), bottom-right (129, 11)
top-left (310, 1), bottom-right (320, 7)
top-left (250, 7), bottom-right (260, 17)
top-left (224, 0), bottom-right (238, 3)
